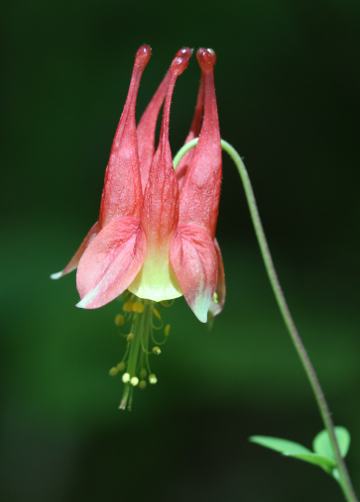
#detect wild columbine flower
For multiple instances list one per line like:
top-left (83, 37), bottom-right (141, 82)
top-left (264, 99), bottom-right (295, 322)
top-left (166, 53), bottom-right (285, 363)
top-left (51, 45), bottom-right (225, 409)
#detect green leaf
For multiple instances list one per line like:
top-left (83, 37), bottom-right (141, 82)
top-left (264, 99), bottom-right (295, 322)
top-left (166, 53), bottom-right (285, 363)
top-left (250, 436), bottom-right (312, 456)
top-left (290, 453), bottom-right (335, 473)
top-left (250, 436), bottom-right (336, 473)
top-left (313, 427), bottom-right (351, 460)
top-left (332, 468), bottom-right (340, 482)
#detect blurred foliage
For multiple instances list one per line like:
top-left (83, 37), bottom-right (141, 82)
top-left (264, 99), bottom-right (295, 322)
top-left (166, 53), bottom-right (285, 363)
top-left (251, 427), bottom-right (351, 477)
top-left (1, 0), bottom-right (360, 500)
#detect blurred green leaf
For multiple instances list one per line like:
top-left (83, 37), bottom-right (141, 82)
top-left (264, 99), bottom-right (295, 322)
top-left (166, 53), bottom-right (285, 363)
top-left (250, 436), bottom-right (311, 456)
top-left (313, 427), bottom-right (351, 460)
top-left (290, 453), bottom-right (335, 473)
top-left (333, 468), bottom-right (340, 482)
top-left (250, 435), bottom-right (337, 474)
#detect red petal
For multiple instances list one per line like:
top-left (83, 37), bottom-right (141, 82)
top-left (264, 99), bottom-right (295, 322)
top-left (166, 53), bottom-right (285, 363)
top-left (137, 48), bottom-right (193, 192)
top-left (99, 45), bottom-right (151, 227)
top-left (76, 216), bottom-right (146, 309)
top-left (137, 72), bottom-right (169, 192)
top-left (176, 76), bottom-right (204, 188)
top-left (179, 48), bottom-right (222, 237)
top-left (50, 221), bottom-right (99, 279)
top-left (170, 224), bottom-right (218, 323)
top-left (142, 49), bottom-right (191, 246)
top-left (209, 239), bottom-right (226, 316)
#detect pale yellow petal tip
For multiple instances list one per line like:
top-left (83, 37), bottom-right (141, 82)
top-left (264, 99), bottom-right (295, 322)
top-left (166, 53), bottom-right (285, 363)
top-left (50, 271), bottom-right (63, 280)
top-left (192, 293), bottom-right (211, 323)
top-left (76, 294), bottom-right (91, 309)
top-left (195, 310), bottom-right (208, 323)
top-left (76, 296), bottom-right (90, 309)
top-left (76, 284), bottom-right (100, 309)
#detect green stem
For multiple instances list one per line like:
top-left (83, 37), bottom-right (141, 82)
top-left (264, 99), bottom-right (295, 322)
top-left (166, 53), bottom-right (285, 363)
top-left (119, 305), bottom-right (144, 411)
top-left (173, 138), bottom-right (358, 502)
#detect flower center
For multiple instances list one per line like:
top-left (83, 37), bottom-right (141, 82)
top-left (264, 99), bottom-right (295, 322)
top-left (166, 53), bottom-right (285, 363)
top-left (128, 244), bottom-right (182, 302)
top-left (109, 293), bottom-right (172, 411)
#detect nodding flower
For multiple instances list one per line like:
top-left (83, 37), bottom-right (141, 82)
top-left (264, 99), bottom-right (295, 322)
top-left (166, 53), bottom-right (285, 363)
top-left (51, 45), bottom-right (225, 324)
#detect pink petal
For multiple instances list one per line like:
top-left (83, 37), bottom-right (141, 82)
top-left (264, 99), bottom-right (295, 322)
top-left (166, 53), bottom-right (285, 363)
top-left (142, 50), bottom-right (192, 247)
top-left (176, 76), bottom-right (204, 189)
top-left (76, 216), bottom-right (146, 309)
top-left (170, 224), bottom-right (218, 323)
top-left (209, 239), bottom-right (226, 317)
top-left (99, 45), bottom-right (151, 227)
top-left (136, 72), bottom-right (169, 192)
top-left (179, 48), bottom-right (222, 238)
top-left (137, 48), bottom-right (193, 192)
top-left (50, 221), bottom-right (99, 280)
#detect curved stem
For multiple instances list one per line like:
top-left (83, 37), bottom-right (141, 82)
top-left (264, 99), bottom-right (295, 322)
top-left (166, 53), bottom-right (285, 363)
top-left (174, 138), bottom-right (358, 502)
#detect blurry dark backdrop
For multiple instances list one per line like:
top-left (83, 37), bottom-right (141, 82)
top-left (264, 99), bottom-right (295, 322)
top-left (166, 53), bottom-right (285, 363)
top-left (1, 0), bottom-right (360, 501)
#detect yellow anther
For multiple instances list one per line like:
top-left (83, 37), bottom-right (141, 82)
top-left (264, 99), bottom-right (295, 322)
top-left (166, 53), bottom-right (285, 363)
top-left (132, 301), bottom-right (144, 314)
top-left (164, 324), bottom-right (171, 337)
top-left (109, 366), bottom-right (119, 377)
top-left (123, 301), bottom-right (134, 312)
top-left (160, 299), bottom-right (174, 308)
top-left (114, 314), bottom-right (126, 327)
top-left (139, 380), bottom-right (147, 390)
top-left (140, 368), bottom-right (147, 379)
top-left (152, 346), bottom-right (161, 356)
top-left (127, 333), bottom-right (134, 342)
top-left (149, 373), bottom-right (158, 385)
top-left (152, 306), bottom-right (162, 319)
top-left (130, 376), bottom-right (139, 387)
top-left (122, 372), bottom-right (130, 383)
top-left (212, 292), bottom-right (219, 304)
top-left (116, 361), bottom-right (126, 372)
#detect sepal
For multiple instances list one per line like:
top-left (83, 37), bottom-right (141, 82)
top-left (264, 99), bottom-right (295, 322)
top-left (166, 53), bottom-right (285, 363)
top-left (50, 221), bottom-right (99, 280)
top-left (170, 224), bottom-right (217, 322)
top-left (209, 239), bottom-right (225, 317)
top-left (76, 216), bottom-right (146, 309)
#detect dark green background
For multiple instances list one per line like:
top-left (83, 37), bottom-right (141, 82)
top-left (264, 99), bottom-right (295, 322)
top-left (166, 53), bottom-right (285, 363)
top-left (2, 0), bottom-right (360, 500)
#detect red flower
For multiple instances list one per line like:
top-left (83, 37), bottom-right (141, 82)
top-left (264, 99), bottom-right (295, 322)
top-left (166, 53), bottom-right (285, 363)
top-left (52, 45), bottom-right (225, 322)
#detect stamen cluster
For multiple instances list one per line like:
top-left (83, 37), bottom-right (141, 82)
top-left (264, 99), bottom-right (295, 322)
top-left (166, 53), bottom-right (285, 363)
top-left (109, 294), bottom-right (172, 410)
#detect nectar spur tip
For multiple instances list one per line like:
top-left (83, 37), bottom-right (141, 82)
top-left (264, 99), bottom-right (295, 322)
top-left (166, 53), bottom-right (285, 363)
top-left (171, 48), bottom-right (192, 76)
top-left (176, 47), bottom-right (193, 59)
top-left (135, 44), bottom-right (152, 67)
top-left (196, 48), bottom-right (216, 72)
